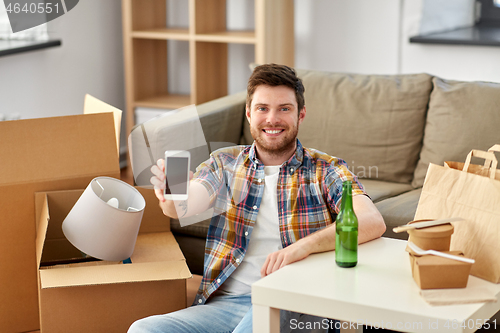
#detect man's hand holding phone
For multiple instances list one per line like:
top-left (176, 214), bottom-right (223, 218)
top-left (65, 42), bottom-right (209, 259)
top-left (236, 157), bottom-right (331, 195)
top-left (150, 159), bottom-right (192, 202)
top-left (150, 151), bottom-right (193, 218)
top-left (151, 150), bottom-right (210, 219)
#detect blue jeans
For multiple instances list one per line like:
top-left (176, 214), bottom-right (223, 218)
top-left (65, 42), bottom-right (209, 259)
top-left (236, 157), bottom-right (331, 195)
top-left (128, 293), bottom-right (336, 333)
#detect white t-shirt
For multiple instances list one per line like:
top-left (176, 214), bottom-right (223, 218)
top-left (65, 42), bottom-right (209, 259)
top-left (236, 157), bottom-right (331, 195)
top-left (219, 165), bottom-right (282, 295)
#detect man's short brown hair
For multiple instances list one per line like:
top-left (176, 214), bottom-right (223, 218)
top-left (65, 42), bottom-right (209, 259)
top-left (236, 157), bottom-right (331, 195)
top-left (246, 63), bottom-right (305, 112)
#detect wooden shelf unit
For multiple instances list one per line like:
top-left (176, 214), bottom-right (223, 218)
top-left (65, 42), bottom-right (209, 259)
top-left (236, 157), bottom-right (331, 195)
top-left (131, 28), bottom-right (190, 41)
top-left (122, 0), bottom-right (294, 135)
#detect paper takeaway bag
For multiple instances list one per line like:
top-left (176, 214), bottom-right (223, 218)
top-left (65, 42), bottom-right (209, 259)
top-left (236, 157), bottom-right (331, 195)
top-left (414, 148), bottom-right (500, 283)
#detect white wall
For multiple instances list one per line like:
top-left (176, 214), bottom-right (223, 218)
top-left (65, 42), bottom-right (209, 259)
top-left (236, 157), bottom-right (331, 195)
top-left (0, 0), bottom-right (125, 139)
top-left (401, 42), bottom-right (500, 82)
top-left (292, 0), bottom-right (500, 83)
top-left (400, 0), bottom-right (500, 82)
top-left (294, 0), bottom-right (401, 74)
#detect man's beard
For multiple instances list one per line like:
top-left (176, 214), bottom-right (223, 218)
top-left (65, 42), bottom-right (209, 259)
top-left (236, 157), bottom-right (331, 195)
top-left (250, 122), bottom-right (299, 158)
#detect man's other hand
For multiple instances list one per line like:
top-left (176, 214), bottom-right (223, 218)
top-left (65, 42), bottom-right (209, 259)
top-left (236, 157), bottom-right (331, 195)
top-left (260, 243), bottom-right (309, 277)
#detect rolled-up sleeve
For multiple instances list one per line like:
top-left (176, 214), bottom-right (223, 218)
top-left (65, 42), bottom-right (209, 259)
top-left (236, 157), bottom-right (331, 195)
top-left (324, 157), bottom-right (367, 214)
top-left (191, 154), bottom-right (223, 207)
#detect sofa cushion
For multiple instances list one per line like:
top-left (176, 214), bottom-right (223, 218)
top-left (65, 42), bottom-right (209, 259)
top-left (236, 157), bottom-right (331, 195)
top-left (376, 188), bottom-right (422, 240)
top-left (359, 179), bottom-right (413, 203)
top-left (412, 77), bottom-right (500, 187)
top-left (294, 69), bottom-right (432, 184)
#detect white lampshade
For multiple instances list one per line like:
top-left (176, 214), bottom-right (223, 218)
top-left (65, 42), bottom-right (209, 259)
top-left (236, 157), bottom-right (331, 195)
top-left (62, 177), bottom-right (146, 261)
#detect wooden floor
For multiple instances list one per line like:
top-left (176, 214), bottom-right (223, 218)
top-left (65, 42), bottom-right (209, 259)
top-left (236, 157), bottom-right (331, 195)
top-left (28, 168), bottom-right (202, 332)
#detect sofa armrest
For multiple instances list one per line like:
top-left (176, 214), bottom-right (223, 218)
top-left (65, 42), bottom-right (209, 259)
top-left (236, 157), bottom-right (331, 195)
top-left (197, 91), bottom-right (247, 148)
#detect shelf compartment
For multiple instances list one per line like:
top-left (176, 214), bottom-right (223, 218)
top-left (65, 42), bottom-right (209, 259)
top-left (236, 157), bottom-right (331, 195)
top-left (132, 39), bottom-right (168, 102)
top-left (192, 42), bottom-right (228, 105)
top-left (134, 94), bottom-right (191, 109)
top-left (193, 0), bottom-right (226, 35)
top-left (132, 39), bottom-right (191, 106)
top-left (132, 28), bottom-right (190, 41)
top-left (130, 0), bottom-right (167, 31)
top-left (195, 30), bottom-right (256, 44)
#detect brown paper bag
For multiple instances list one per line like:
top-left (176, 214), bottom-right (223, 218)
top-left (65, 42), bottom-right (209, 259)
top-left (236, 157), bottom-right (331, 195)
top-left (414, 149), bottom-right (500, 283)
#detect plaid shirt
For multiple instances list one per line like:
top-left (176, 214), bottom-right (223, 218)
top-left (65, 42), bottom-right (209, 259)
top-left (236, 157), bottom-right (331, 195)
top-left (190, 139), bottom-right (365, 305)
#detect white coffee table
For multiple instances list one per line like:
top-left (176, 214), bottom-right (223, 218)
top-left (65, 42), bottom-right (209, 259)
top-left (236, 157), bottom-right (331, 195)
top-left (252, 237), bottom-right (500, 333)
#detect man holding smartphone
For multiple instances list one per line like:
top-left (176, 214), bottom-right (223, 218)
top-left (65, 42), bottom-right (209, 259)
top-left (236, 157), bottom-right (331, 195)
top-left (129, 64), bottom-right (386, 333)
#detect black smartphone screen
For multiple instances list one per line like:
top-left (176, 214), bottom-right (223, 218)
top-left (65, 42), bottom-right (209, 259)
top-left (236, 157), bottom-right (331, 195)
top-left (165, 157), bottom-right (189, 195)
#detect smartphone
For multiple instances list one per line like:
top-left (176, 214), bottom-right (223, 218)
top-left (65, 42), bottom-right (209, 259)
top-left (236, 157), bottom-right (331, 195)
top-left (163, 150), bottom-right (191, 200)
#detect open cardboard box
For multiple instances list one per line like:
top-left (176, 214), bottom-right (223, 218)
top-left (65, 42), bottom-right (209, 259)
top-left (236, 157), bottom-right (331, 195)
top-left (408, 251), bottom-right (472, 289)
top-left (0, 95), bottom-right (123, 332)
top-left (35, 187), bottom-right (191, 333)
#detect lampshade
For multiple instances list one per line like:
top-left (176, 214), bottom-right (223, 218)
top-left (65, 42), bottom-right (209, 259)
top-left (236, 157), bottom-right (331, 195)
top-left (62, 177), bottom-right (146, 261)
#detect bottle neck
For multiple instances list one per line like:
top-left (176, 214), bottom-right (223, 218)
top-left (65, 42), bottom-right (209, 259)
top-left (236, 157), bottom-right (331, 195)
top-left (341, 181), bottom-right (353, 211)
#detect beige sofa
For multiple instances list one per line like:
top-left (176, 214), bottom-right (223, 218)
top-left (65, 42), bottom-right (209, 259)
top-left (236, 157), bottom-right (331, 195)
top-left (169, 68), bottom-right (500, 275)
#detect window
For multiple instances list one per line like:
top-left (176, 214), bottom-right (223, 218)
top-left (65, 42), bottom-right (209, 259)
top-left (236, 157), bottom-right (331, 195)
top-left (0, 2), bottom-right (10, 39)
top-left (0, 2), bottom-right (60, 57)
top-left (478, 0), bottom-right (500, 25)
top-left (410, 0), bottom-right (500, 47)
top-left (0, 2), bottom-right (48, 41)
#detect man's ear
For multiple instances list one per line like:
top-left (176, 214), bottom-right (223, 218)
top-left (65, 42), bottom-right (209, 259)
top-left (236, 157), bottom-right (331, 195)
top-left (298, 106), bottom-right (306, 125)
top-left (245, 104), bottom-right (251, 123)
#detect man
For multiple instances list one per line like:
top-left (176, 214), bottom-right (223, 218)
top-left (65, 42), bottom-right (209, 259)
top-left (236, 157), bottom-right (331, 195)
top-left (129, 64), bottom-right (386, 333)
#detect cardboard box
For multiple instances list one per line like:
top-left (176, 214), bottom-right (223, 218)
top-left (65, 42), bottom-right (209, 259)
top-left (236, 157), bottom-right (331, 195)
top-left (409, 252), bottom-right (472, 289)
top-left (0, 110), bottom-right (120, 332)
top-left (35, 187), bottom-right (191, 333)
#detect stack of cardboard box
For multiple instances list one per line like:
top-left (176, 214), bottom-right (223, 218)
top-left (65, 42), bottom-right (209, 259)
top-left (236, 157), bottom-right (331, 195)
top-left (0, 97), bottom-right (191, 332)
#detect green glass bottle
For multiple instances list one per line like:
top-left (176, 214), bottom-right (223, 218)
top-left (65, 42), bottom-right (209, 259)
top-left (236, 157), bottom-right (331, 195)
top-left (335, 180), bottom-right (358, 268)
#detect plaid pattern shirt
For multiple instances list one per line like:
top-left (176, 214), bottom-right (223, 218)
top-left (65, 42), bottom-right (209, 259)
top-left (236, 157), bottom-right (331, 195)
top-left (190, 140), bottom-right (365, 305)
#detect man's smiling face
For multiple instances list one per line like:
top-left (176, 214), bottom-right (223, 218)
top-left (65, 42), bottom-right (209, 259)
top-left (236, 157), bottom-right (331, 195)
top-left (246, 85), bottom-right (306, 159)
